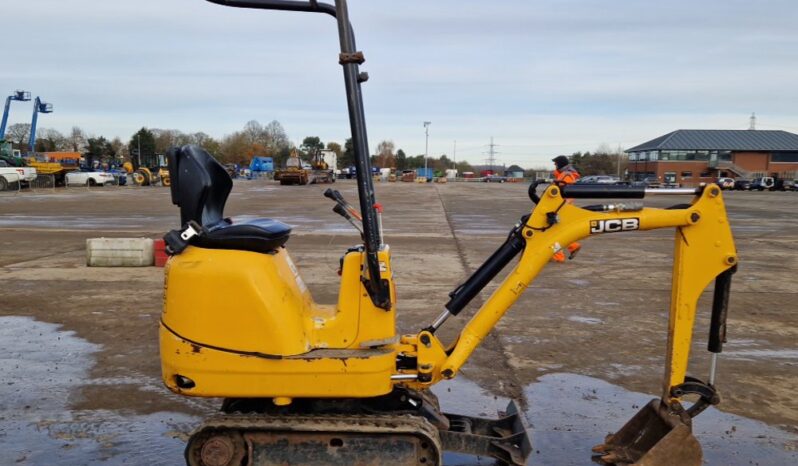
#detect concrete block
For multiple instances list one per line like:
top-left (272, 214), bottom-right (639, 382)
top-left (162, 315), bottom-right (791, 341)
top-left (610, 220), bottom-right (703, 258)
top-left (86, 237), bottom-right (154, 267)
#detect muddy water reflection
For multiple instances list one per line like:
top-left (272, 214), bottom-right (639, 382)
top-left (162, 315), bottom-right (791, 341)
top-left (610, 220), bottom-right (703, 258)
top-left (434, 374), bottom-right (797, 465)
top-left (0, 317), bottom-right (195, 465)
top-left (525, 373), bottom-right (797, 466)
top-left (1, 317), bottom-right (794, 465)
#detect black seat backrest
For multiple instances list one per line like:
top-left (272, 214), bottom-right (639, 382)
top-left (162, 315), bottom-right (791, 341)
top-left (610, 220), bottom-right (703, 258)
top-left (167, 145), bottom-right (233, 227)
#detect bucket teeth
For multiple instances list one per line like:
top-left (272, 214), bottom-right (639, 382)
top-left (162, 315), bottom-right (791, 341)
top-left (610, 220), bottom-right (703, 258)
top-left (591, 443), bottom-right (609, 454)
top-left (594, 399), bottom-right (703, 466)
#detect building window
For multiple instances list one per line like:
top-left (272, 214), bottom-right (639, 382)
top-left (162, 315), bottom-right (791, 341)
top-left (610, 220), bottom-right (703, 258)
top-left (772, 152), bottom-right (798, 163)
top-left (681, 171), bottom-right (692, 178)
top-left (700, 170), bottom-right (712, 178)
top-left (719, 151), bottom-right (732, 161)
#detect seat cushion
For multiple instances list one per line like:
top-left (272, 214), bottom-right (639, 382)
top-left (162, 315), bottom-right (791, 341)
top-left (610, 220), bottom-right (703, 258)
top-left (195, 217), bottom-right (291, 254)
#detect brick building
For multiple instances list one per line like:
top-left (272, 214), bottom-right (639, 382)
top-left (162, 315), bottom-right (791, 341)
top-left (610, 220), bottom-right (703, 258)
top-left (626, 129), bottom-right (798, 186)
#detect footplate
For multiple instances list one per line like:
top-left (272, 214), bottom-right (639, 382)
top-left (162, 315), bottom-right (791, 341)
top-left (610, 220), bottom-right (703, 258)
top-left (439, 400), bottom-right (532, 466)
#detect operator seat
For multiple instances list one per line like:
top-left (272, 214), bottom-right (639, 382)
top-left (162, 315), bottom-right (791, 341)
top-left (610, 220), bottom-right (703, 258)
top-left (167, 144), bottom-right (291, 254)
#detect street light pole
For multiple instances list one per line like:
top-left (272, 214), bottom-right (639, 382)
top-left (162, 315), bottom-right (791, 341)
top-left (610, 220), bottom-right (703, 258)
top-left (137, 134), bottom-right (141, 168)
top-left (423, 121), bottom-right (431, 174)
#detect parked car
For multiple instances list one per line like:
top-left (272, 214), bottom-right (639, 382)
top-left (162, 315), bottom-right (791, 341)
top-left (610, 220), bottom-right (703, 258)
top-left (483, 175), bottom-right (507, 183)
top-left (632, 176), bottom-right (661, 188)
top-left (577, 175), bottom-right (620, 184)
top-left (783, 179), bottom-right (798, 191)
top-left (716, 177), bottom-right (735, 190)
top-left (733, 179), bottom-right (752, 190)
top-left (751, 177), bottom-right (775, 191)
top-left (65, 170), bottom-right (117, 187)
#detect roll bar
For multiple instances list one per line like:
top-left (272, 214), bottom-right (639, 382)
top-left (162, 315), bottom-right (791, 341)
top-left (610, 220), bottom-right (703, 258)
top-left (206, 0), bottom-right (390, 309)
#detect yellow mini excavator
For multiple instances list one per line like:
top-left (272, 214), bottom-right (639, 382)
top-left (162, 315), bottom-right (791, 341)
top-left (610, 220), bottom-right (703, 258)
top-left (160, 1), bottom-right (738, 465)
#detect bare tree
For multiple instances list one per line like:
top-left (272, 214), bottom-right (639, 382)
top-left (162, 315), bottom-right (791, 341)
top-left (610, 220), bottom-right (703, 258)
top-left (264, 120), bottom-right (289, 153)
top-left (243, 120), bottom-right (265, 146)
top-left (110, 137), bottom-right (127, 161)
top-left (374, 140), bottom-right (396, 168)
top-left (67, 126), bottom-right (86, 152)
top-left (6, 123), bottom-right (31, 146)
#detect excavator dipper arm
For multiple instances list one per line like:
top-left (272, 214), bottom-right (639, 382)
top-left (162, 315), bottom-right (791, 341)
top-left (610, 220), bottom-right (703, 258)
top-left (400, 183), bottom-right (737, 465)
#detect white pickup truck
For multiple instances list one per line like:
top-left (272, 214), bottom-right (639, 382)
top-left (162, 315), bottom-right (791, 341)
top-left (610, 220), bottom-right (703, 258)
top-left (65, 170), bottom-right (117, 187)
top-left (0, 159), bottom-right (37, 190)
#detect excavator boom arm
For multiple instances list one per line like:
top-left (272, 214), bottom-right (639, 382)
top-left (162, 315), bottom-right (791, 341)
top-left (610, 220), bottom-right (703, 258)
top-left (408, 184), bottom-right (737, 408)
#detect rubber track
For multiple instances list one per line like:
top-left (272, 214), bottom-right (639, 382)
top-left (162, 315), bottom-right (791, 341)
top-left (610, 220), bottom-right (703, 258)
top-left (187, 412), bottom-right (442, 465)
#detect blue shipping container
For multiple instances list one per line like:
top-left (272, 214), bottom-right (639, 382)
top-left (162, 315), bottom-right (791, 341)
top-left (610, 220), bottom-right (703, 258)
top-left (250, 156), bottom-right (274, 173)
top-left (415, 168), bottom-right (434, 179)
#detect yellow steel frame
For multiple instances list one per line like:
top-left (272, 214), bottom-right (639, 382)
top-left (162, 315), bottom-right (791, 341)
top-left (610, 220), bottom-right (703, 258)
top-left (160, 183), bottom-right (735, 406)
top-left (400, 184), bottom-right (737, 404)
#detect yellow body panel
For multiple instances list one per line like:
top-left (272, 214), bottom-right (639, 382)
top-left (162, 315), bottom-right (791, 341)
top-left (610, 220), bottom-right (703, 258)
top-left (163, 247), bottom-right (313, 356)
top-left (160, 324), bottom-right (394, 398)
top-left (160, 244), bottom-right (397, 398)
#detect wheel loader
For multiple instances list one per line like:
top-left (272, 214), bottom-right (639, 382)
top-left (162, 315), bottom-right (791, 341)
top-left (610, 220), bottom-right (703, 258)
top-left (160, 1), bottom-right (738, 465)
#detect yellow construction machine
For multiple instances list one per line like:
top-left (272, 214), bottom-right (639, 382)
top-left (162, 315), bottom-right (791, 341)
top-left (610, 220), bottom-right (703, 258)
top-left (159, 1), bottom-right (738, 465)
top-left (124, 158), bottom-right (171, 186)
top-left (274, 149), bottom-right (310, 185)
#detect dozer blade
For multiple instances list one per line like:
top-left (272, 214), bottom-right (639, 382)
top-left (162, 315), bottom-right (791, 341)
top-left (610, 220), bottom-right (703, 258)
top-left (439, 400), bottom-right (532, 466)
top-left (591, 399), bottom-right (702, 466)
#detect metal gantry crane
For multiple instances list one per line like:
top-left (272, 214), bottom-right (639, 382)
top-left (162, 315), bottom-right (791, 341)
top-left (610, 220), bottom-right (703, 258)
top-left (28, 96), bottom-right (53, 153)
top-left (0, 90), bottom-right (32, 140)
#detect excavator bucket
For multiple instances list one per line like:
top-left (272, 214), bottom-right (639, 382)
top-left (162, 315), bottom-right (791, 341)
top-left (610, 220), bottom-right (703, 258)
top-left (591, 399), bottom-right (702, 466)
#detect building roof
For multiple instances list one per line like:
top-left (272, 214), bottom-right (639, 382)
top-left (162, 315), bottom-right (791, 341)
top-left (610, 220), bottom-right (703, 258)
top-left (626, 130), bottom-right (798, 152)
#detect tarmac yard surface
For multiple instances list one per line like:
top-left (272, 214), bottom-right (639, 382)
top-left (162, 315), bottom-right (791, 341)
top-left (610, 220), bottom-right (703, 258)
top-left (0, 180), bottom-right (796, 464)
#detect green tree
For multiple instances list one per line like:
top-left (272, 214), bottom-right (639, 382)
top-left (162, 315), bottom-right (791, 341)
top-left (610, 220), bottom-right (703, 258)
top-left (301, 136), bottom-right (324, 159)
top-left (85, 136), bottom-right (113, 166)
top-left (455, 161), bottom-right (475, 174)
top-left (128, 127), bottom-right (156, 168)
top-left (340, 138), bottom-right (355, 168)
top-left (406, 155), bottom-right (425, 169)
top-left (395, 149), bottom-right (407, 170)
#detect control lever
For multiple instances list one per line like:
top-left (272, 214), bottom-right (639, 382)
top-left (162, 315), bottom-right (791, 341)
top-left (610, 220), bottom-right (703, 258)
top-left (324, 188), bottom-right (362, 220)
top-left (333, 203), bottom-right (363, 236)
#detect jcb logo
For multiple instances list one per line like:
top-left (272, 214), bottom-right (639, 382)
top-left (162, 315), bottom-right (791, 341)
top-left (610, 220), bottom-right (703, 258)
top-left (590, 218), bottom-right (640, 234)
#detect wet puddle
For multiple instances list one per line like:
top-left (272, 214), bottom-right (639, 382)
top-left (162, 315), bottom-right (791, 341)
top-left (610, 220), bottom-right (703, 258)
top-left (0, 215), bottom-right (169, 230)
top-left (1, 316), bottom-right (795, 465)
top-left (435, 374), bottom-right (796, 465)
top-left (525, 373), bottom-right (797, 465)
top-left (567, 316), bottom-right (604, 325)
top-left (0, 316), bottom-right (195, 465)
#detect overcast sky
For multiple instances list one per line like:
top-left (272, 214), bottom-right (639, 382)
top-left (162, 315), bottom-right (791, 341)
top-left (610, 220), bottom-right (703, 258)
top-left (3, 0), bottom-right (797, 167)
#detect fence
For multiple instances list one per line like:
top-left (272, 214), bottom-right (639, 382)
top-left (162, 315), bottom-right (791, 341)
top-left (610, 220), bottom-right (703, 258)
top-left (30, 174), bottom-right (56, 191)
